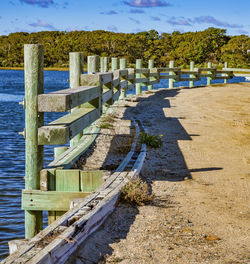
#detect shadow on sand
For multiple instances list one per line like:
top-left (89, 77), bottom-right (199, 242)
top-left (66, 88), bottom-right (222, 264)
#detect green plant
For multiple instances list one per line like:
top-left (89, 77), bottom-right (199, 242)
top-left (120, 178), bottom-right (154, 206)
top-left (99, 122), bottom-right (113, 129)
top-left (139, 130), bottom-right (162, 148)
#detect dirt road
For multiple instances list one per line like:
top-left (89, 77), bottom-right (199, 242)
top-left (68, 83), bottom-right (250, 264)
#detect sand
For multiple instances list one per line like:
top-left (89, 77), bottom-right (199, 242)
top-left (67, 83), bottom-right (250, 264)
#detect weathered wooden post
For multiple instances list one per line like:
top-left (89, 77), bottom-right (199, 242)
top-left (136, 59), bottom-right (142, 94)
top-left (88, 55), bottom-right (99, 73)
top-left (100, 57), bottom-right (104, 73)
top-left (207, 62), bottom-right (212, 85)
top-left (189, 61), bottom-right (195, 88)
top-left (148, 59), bottom-right (154, 91)
top-left (104, 57), bottom-right (109, 72)
top-left (111, 57), bottom-right (118, 71)
top-left (120, 58), bottom-right (127, 99)
top-left (224, 62), bottom-right (228, 84)
top-left (69, 52), bottom-right (84, 147)
top-left (120, 58), bottom-right (127, 70)
top-left (24, 44), bottom-right (44, 238)
top-left (169, 60), bottom-right (175, 89)
top-left (100, 57), bottom-right (109, 72)
top-left (87, 55), bottom-right (102, 116)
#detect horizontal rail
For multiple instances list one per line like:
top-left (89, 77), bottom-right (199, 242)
top-left (158, 67), bottom-right (180, 72)
top-left (22, 190), bottom-right (91, 211)
top-left (38, 86), bottom-right (100, 112)
top-left (38, 108), bottom-right (99, 145)
top-left (234, 73), bottom-right (250, 77)
top-left (47, 126), bottom-right (100, 169)
top-left (223, 68), bottom-right (250, 72)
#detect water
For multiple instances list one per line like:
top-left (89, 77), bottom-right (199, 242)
top-left (0, 70), bottom-right (248, 260)
top-left (0, 70), bottom-right (69, 260)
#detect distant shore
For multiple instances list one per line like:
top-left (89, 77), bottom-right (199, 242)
top-left (0, 67), bottom-right (69, 71)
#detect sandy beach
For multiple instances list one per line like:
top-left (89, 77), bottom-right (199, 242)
top-left (68, 83), bottom-right (250, 264)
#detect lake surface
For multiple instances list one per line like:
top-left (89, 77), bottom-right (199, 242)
top-left (0, 69), bottom-right (248, 260)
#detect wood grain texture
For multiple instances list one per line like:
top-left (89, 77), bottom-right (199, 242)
top-left (24, 44), bottom-right (44, 238)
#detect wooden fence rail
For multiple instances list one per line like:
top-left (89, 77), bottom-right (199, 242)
top-left (20, 44), bottom-right (236, 239)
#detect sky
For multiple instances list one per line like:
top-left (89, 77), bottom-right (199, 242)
top-left (0, 0), bottom-right (249, 36)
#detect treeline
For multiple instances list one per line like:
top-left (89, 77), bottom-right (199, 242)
top-left (0, 27), bottom-right (249, 68)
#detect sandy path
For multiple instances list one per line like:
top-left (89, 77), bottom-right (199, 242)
top-left (67, 83), bottom-right (250, 264)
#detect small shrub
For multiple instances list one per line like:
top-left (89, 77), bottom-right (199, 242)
top-left (120, 178), bottom-right (154, 206)
top-left (112, 129), bottom-right (135, 154)
top-left (140, 130), bottom-right (162, 148)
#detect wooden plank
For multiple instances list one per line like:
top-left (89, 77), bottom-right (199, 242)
top-left (113, 90), bottom-right (120, 101)
top-left (234, 73), bottom-right (250, 77)
top-left (88, 55), bottom-right (99, 73)
top-left (22, 120), bottom-right (146, 263)
top-left (213, 76), bottom-right (231, 80)
top-left (38, 86), bottom-right (100, 112)
top-left (3, 119), bottom-right (142, 263)
top-left (128, 69), bottom-right (135, 81)
top-left (189, 61), bottom-right (195, 88)
top-left (2, 191), bottom-right (101, 263)
top-left (149, 72), bottom-right (159, 77)
top-left (216, 70), bottom-right (231, 74)
top-left (200, 73), bottom-right (213, 77)
top-left (136, 59), bottom-right (142, 94)
top-left (182, 71), bottom-right (199, 75)
top-left (127, 84), bottom-right (135, 90)
top-left (22, 190), bottom-right (91, 211)
top-left (80, 171), bottom-right (104, 192)
top-left (198, 67), bottom-right (216, 72)
top-left (223, 68), bottom-right (250, 72)
top-left (160, 74), bottom-right (178, 79)
top-left (148, 80), bottom-right (159, 85)
top-left (38, 108), bottom-right (99, 145)
top-left (112, 78), bottom-right (120, 87)
top-left (56, 170), bottom-right (80, 191)
top-left (40, 169), bottom-right (56, 191)
top-left (100, 72), bottom-right (113, 85)
top-left (54, 169), bottom-right (81, 222)
top-left (135, 77), bottom-right (148, 83)
top-left (179, 77), bottom-right (199, 81)
top-left (120, 80), bottom-right (128, 89)
top-left (80, 74), bottom-right (100, 86)
top-left (24, 44), bottom-right (44, 239)
top-left (119, 69), bottom-right (128, 76)
top-left (158, 67), bottom-right (180, 72)
top-left (135, 68), bottom-right (149, 74)
top-left (102, 89), bottom-right (113, 103)
top-left (111, 57), bottom-right (118, 71)
top-left (69, 53), bottom-right (84, 147)
top-left (48, 126), bottom-right (100, 169)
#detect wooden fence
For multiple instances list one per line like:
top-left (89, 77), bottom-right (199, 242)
top-left (20, 44), bottom-right (235, 240)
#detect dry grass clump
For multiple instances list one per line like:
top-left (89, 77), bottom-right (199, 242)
top-left (99, 122), bottom-right (113, 129)
top-left (120, 178), bottom-right (154, 206)
top-left (99, 113), bottom-right (117, 129)
top-left (112, 129), bottom-right (135, 154)
top-left (101, 113), bottom-right (116, 123)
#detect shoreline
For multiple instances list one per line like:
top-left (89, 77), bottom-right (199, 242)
top-left (0, 67), bottom-right (69, 71)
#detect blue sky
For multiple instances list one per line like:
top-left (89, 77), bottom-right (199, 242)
top-left (0, 0), bottom-right (249, 36)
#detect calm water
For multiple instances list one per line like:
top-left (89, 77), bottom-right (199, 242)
top-left (0, 69), bottom-right (248, 260)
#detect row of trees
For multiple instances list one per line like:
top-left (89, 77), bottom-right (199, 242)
top-left (0, 27), bottom-right (249, 68)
